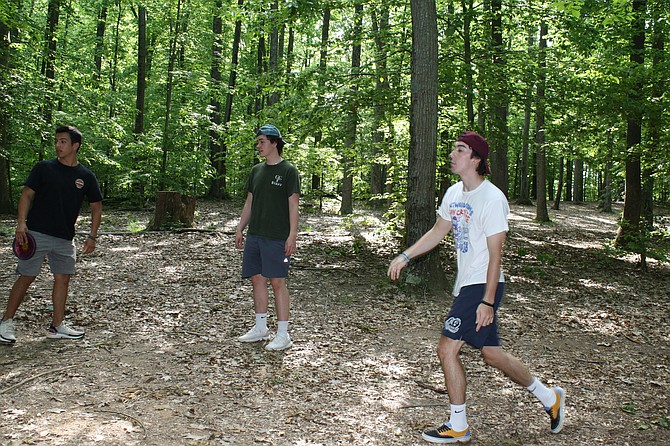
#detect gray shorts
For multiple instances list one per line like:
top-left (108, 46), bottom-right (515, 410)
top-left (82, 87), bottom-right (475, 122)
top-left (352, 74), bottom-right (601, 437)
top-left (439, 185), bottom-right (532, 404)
top-left (16, 231), bottom-right (76, 276)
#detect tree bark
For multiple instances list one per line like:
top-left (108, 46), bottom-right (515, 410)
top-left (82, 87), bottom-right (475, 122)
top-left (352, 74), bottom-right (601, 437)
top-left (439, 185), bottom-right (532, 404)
top-left (370, 8), bottom-right (390, 203)
top-left (406, 0), bottom-right (446, 292)
top-left (534, 21), bottom-right (550, 222)
top-left (615, 0), bottom-right (645, 249)
top-left (488, 0), bottom-right (509, 196)
top-left (148, 192), bottom-right (196, 230)
top-left (339, 3), bottom-right (363, 215)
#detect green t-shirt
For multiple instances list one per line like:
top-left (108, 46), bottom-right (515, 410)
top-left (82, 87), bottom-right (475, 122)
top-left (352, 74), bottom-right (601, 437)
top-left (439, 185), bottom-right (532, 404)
top-left (246, 160), bottom-right (301, 240)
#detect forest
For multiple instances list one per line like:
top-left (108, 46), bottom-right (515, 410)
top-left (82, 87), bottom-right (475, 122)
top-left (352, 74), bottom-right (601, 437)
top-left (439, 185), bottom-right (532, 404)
top-left (1, 1), bottom-right (670, 444)
top-left (0, 0), bottom-right (669, 277)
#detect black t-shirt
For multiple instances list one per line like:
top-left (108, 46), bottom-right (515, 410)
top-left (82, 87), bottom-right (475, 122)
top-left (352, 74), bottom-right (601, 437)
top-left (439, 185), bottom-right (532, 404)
top-left (245, 160), bottom-right (300, 241)
top-left (24, 158), bottom-right (103, 240)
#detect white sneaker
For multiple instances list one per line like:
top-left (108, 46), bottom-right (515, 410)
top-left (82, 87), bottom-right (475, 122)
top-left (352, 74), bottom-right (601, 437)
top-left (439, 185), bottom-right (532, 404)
top-left (47, 322), bottom-right (85, 339)
top-left (0, 319), bottom-right (16, 344)
top-left (265, 333), bottom-right (292, 351)
top-left (238, 326), bottom-right (270, 342)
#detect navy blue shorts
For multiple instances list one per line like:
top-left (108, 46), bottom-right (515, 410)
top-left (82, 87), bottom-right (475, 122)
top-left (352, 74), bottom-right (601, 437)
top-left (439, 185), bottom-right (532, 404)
top-left (441, 283), bottom-right (505, 349)
top-left (242, 234), bottom-right (290, 279)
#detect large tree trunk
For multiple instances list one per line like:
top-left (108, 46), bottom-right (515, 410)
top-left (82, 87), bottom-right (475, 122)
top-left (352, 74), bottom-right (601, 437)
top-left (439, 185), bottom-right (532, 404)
top-left (615, 0), bottom-right (645, 249)
top-left (406, 0), bottom-right (446, 292)
top-left (148, 192), bottom-right (196, 230)
top-left (340, 3), bottom-right (363, 215)
top-left (535, 21), bottom-right (550, 222)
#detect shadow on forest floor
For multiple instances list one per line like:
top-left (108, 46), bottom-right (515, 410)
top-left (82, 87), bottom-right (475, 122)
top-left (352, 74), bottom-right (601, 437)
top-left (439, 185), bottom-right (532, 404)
top-left (0, 200), bottom-right (668, 445)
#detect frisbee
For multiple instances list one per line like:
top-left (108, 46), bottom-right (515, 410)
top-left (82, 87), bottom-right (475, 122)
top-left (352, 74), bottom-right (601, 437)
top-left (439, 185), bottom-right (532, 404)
top-left (12, 233), bottom-right (36, 260)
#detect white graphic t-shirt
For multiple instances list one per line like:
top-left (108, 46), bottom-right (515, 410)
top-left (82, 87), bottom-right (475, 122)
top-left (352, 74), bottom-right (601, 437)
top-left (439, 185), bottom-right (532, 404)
top-left (438, 179), bottom-right (509, 296)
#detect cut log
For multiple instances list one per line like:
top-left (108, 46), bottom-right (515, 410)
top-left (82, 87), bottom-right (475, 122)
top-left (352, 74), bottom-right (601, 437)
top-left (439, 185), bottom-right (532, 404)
top-left (147, 191), bottom-right (196, 230)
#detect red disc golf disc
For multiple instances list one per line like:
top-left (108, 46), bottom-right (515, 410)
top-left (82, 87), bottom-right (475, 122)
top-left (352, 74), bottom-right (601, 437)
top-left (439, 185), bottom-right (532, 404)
top-left (12, 233), bottom-right (36, 260)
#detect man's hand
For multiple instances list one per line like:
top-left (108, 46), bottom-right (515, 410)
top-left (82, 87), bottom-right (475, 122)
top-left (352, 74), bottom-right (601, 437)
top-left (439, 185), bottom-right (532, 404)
top-left (475, 304), bottom-right (494, 332)
top-left (387, 255), bottom-right (409, 281)
top-left (82, 237), bottom-right (96, 254)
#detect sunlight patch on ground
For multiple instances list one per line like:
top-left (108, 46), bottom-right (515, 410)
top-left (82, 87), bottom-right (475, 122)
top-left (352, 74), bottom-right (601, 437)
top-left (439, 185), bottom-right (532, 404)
top-left (109, 245), bottom-right (140, 252)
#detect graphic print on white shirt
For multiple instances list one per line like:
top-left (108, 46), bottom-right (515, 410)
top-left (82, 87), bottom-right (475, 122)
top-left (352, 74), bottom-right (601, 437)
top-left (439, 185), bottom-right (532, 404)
top-left (449, 201), bottom-right (474, 254)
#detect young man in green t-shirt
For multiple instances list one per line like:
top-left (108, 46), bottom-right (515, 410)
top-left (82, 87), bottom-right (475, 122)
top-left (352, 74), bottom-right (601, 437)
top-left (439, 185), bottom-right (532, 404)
top-left (235, 124), bottom-right (300, 351)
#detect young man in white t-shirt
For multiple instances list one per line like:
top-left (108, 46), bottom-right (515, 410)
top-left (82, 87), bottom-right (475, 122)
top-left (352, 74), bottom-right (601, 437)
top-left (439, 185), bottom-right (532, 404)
top-left (388, 131), bottom-right (565, 443)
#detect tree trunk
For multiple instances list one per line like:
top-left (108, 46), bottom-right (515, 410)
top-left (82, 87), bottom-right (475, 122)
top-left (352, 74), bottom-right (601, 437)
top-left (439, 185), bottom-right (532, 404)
top-left (207, 0), bottom-right (224, 198)
top-left (311, 7), bottom-right (330, 208)
top-left (553, 157), bottom-right (564, 210)
top-left (94, 1), bottom-right (107, 82)
top-left (148, 192), bottom-right (196, 230)
top-left (370, 8), bottom-right (390, 204)
top-left (268, 0), bottom-right (280, 106)
top-left (615, 0), bottom-right (645, 249)
top-left (134, 5), bottom-right (147, 136)
top-left (534, 21), bottom-right (550, 223)
top-left (160, 0), bottom-right (183, 190)
top-left (340, 3), bottom-right (363, 215)
top-left (488, 0), bottom-right (509, 196)
top-left (462, 0), bottom-right (475, 127)
top-left (517, 28), bottom-right (534, 206)
top-left (573, 159), bottom-right (584, 203)
top-left (40, 0), bottom-right (60, 159)
top-left (406, 0), bottom-right (446, 292)
top-left (0, 17), bottom-right (13, 212)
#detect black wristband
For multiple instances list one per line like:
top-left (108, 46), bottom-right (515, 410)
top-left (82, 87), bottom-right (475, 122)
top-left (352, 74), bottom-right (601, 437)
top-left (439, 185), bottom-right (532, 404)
top-left (480, 301), bottom-right (495, 308)
top-left (87, 234), bottom-right (97, 241)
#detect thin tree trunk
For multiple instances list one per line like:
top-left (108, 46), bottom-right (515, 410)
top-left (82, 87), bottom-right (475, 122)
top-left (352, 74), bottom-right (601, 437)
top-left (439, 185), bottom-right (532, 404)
top-left (40, 0), bottom-right (60, 159)
top-left (159, 0), bottom-right (183, 190)
top-left (535, 21), bottom-right (550, 222)
top-left (340, 3), bottom-right (363, 215)
top-left (268, 0), bottom-right (280, 106)
top-left (94, 1), bottom-right (108, 82)
top-left (573, 159), bottom-right (584, 203)
top-left (517, 28), bottom-right (534, 205)
top-left (553, 157), bottom-right (564, 210)
top-left (207, 0), bottom-right (224, 198)
top-left (0, 17), bottom-right (14, 212)
top-left (134, 5), bottom-right (147, 136)
top-left (312, 7), bottom-right (330, 208)
top-left (488, 0), bottom-right (508, 196)
top-left (462, 0), bottom-right (475, 127)
top-left (370, 8), bottom-right (390, 203)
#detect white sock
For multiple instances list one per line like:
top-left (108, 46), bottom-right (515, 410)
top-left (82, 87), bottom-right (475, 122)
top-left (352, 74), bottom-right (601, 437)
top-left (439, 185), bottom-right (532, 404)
top-left (277, 321), bottom-right (289, 335)
top-left (255, 313), bottom-right (268, 331)
top-left (527, 377), bottom-right (556, 407)
top-left (448, 403), bottom-right (468, 431)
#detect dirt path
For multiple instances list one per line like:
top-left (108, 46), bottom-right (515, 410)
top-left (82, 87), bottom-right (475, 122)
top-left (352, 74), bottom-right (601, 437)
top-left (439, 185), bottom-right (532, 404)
top-left (1, 201), bottom-right (668, 445)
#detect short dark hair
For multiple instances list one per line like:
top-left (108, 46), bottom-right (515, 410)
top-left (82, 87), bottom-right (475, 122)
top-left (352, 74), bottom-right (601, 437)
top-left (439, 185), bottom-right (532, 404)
top-left (55, 125), bottom-right (82, 150)
top-left (266, 135), bottom-right (286, 155)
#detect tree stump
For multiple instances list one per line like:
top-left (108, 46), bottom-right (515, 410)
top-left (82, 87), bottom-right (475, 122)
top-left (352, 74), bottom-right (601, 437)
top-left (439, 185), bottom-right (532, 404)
top-left (147, 191), bottom-right (196, 230)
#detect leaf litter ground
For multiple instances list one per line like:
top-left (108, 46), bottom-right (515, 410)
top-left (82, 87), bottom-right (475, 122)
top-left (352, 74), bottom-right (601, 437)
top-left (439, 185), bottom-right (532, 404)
top-left (0, 200), bottom-right (668, 446)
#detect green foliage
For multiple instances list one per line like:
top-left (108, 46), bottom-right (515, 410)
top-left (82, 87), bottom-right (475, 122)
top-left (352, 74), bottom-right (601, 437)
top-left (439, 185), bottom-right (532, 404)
top-left (0, 0), bottom-right (668, 218)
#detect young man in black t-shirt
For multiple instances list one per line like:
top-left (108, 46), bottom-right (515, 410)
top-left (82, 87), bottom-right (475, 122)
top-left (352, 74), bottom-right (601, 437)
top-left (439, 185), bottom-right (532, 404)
top-left (0, 126), bottom-right (102, 345)
top-left (235, 124), bottom-right (300, 351)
